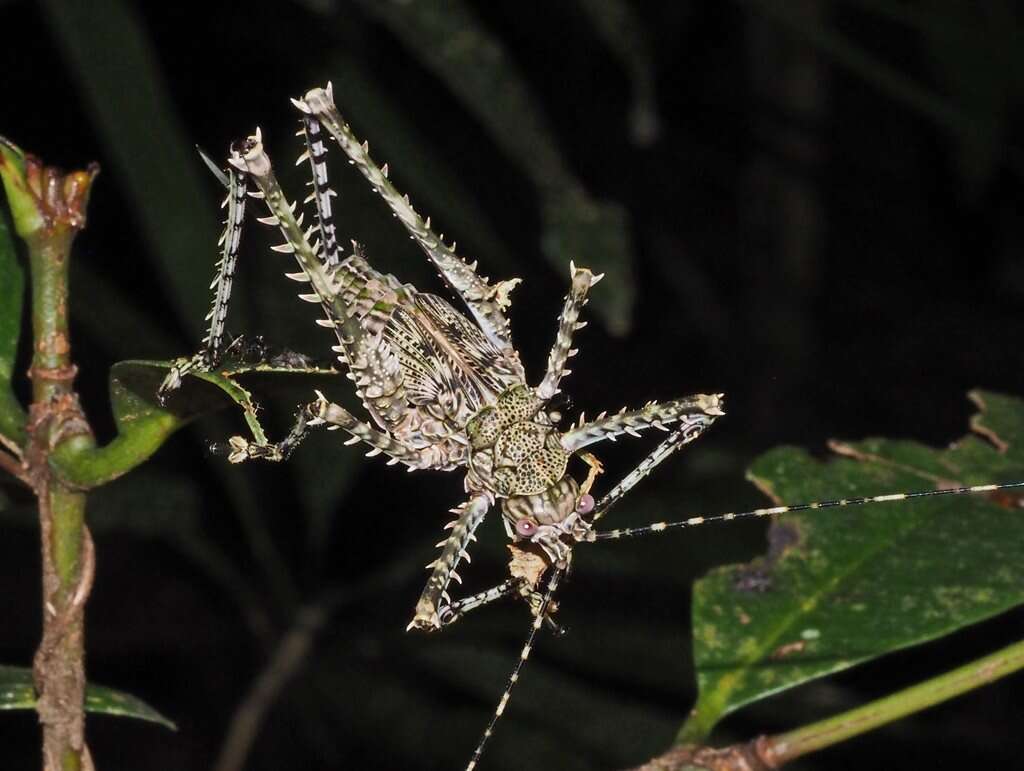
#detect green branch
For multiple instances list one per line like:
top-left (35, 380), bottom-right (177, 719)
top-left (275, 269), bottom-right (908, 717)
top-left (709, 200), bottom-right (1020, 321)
top-left (2, 136), bottom-right (99, 771)
top-left (50, 412), bottom-right (181, 488)
top-left (0, 139), bottom-right (29, 448)
top-left (638, 638), bottom-right (1024, 770)
top-left (765, 637), bottom-right (1024, 765)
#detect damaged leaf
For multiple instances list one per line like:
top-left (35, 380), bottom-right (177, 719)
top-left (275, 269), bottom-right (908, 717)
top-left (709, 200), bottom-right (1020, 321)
top-left (682, 390), bottom-right (1024, 741)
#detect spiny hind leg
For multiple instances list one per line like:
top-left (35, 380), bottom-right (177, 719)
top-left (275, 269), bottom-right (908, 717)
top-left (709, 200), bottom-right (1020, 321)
top-left (234, 131), bottom-right (408, 432)
top-left (295, 108), bottom-right (341, 268)
top-left (295, 84), bottom-right (521, 353)
top-left (158, 149), bottom-right (249, 403)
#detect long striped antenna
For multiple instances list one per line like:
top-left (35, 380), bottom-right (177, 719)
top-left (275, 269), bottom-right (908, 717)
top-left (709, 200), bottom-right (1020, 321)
top-left (465, 568), bottom-right (563, 771)
top-left (591, 481), bottom-right (1024, 542)
top-left (197, 145), bottom-right (231, 188)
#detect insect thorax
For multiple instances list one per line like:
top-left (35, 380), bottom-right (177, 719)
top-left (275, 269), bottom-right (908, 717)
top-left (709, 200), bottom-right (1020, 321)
top-left (466, 385), bottom-right (570, 499)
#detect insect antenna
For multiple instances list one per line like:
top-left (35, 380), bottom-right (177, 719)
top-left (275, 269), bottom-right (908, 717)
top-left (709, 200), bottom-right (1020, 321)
top-left (590, 480), bottom-right (1024, 542)
top-left (196, 145), bottom-right (231, 189)
top-left (465, 568), bottom-right (563, 771)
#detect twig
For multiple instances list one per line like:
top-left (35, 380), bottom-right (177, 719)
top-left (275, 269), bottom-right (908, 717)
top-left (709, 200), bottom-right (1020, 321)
top-left (765, 637), bottom-right (1024, 765)
top-left (213, 605), bottom-right (326, 771)
top-left (0, 430), bottom-right (23, 458)
top-left (2, 142), bottom-right (99, 771)
top-left (629, 637), bottom-right (1024, 770)
top-left (212, 551), bottom-right (423, 771)
top-left (0, 445), bottom-right (30, 485)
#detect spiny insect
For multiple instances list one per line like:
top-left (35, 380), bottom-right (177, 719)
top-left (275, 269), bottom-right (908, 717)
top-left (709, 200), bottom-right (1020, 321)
top-left (158, 83), bottom-right (1024, 770)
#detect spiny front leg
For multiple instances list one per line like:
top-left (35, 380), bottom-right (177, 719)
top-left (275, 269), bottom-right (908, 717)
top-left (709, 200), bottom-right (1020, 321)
top-left (536, 262), bottom-right (603, 400)
top-left (410, 495), bottom-right (491, 631)
top-left (588, 421), bottom-right (718, 526)
top-left (157, 152), bottom-right (248, 402)
top-left (295, 85), bottom-right (524, 363)
top-left (560, 393), bottom-right (725, 453)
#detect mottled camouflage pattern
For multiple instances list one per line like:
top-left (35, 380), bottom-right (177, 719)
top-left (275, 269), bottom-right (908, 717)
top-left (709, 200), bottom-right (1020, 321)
top-left (159, 85), bottom-right (725, 636)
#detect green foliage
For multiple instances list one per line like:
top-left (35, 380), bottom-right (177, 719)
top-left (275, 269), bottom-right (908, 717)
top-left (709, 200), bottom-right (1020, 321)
top-left (0, 143), bottom-right (26, 445)
top-left (0, 137), bottom-right (42, 237)
top-left (683, 390), bottom-right (1024, 741)
top-left (0, 666), bottom-right (175, 730)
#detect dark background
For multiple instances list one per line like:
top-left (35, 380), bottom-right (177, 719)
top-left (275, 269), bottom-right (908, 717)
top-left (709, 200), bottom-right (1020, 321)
top-left (2, 1), bottom-right (1024, 769)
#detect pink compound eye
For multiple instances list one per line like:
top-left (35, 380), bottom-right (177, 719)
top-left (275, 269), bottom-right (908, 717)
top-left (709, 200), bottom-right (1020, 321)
top-left (576, 494), bottom-right (595, 515)
top-left (515, 518), bottom-right (537, 538)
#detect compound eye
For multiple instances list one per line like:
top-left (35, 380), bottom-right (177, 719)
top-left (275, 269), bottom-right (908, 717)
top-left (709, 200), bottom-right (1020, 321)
top-left (515, 518), bottom-right (538, 538)
top-left (575, 494), bottom-right (595, 515)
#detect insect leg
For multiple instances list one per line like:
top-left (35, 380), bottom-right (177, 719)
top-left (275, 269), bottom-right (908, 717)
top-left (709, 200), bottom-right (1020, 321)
top-left (158, 152), bottom-right (248, 402)
top-left (224, 394), bottom-right (428, 468)
top-left (560, 392), bottom-right (725, 454)
top-left (232, 131), bottom-right (407, 433)
top-left (436, 578), bottom-right (565, 635)
top-left (584, 425), bottom-right (712, 528)
top-left (296, 112), bottom-right (341, 269)
top-left (536, 262), bottom-right (603, 400)
top-left (409, 495), bottom-right (491, 631)
top-left (437, 579), bottom-right (520, 627)
top-left (295, 85), bottom-right (523, 358)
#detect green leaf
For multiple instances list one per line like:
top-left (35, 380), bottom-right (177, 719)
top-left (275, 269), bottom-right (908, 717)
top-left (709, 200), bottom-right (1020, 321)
top-left (683, 390), bottom-right (1024, 741)
top-left (0, 665), bottom-right (175, 729)
top-left (0, 145), bottom-right (26, 445)
top-left (0, 136), bottom-right (44, 238)
top-left (49, 360), bottom-right (191, 488)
